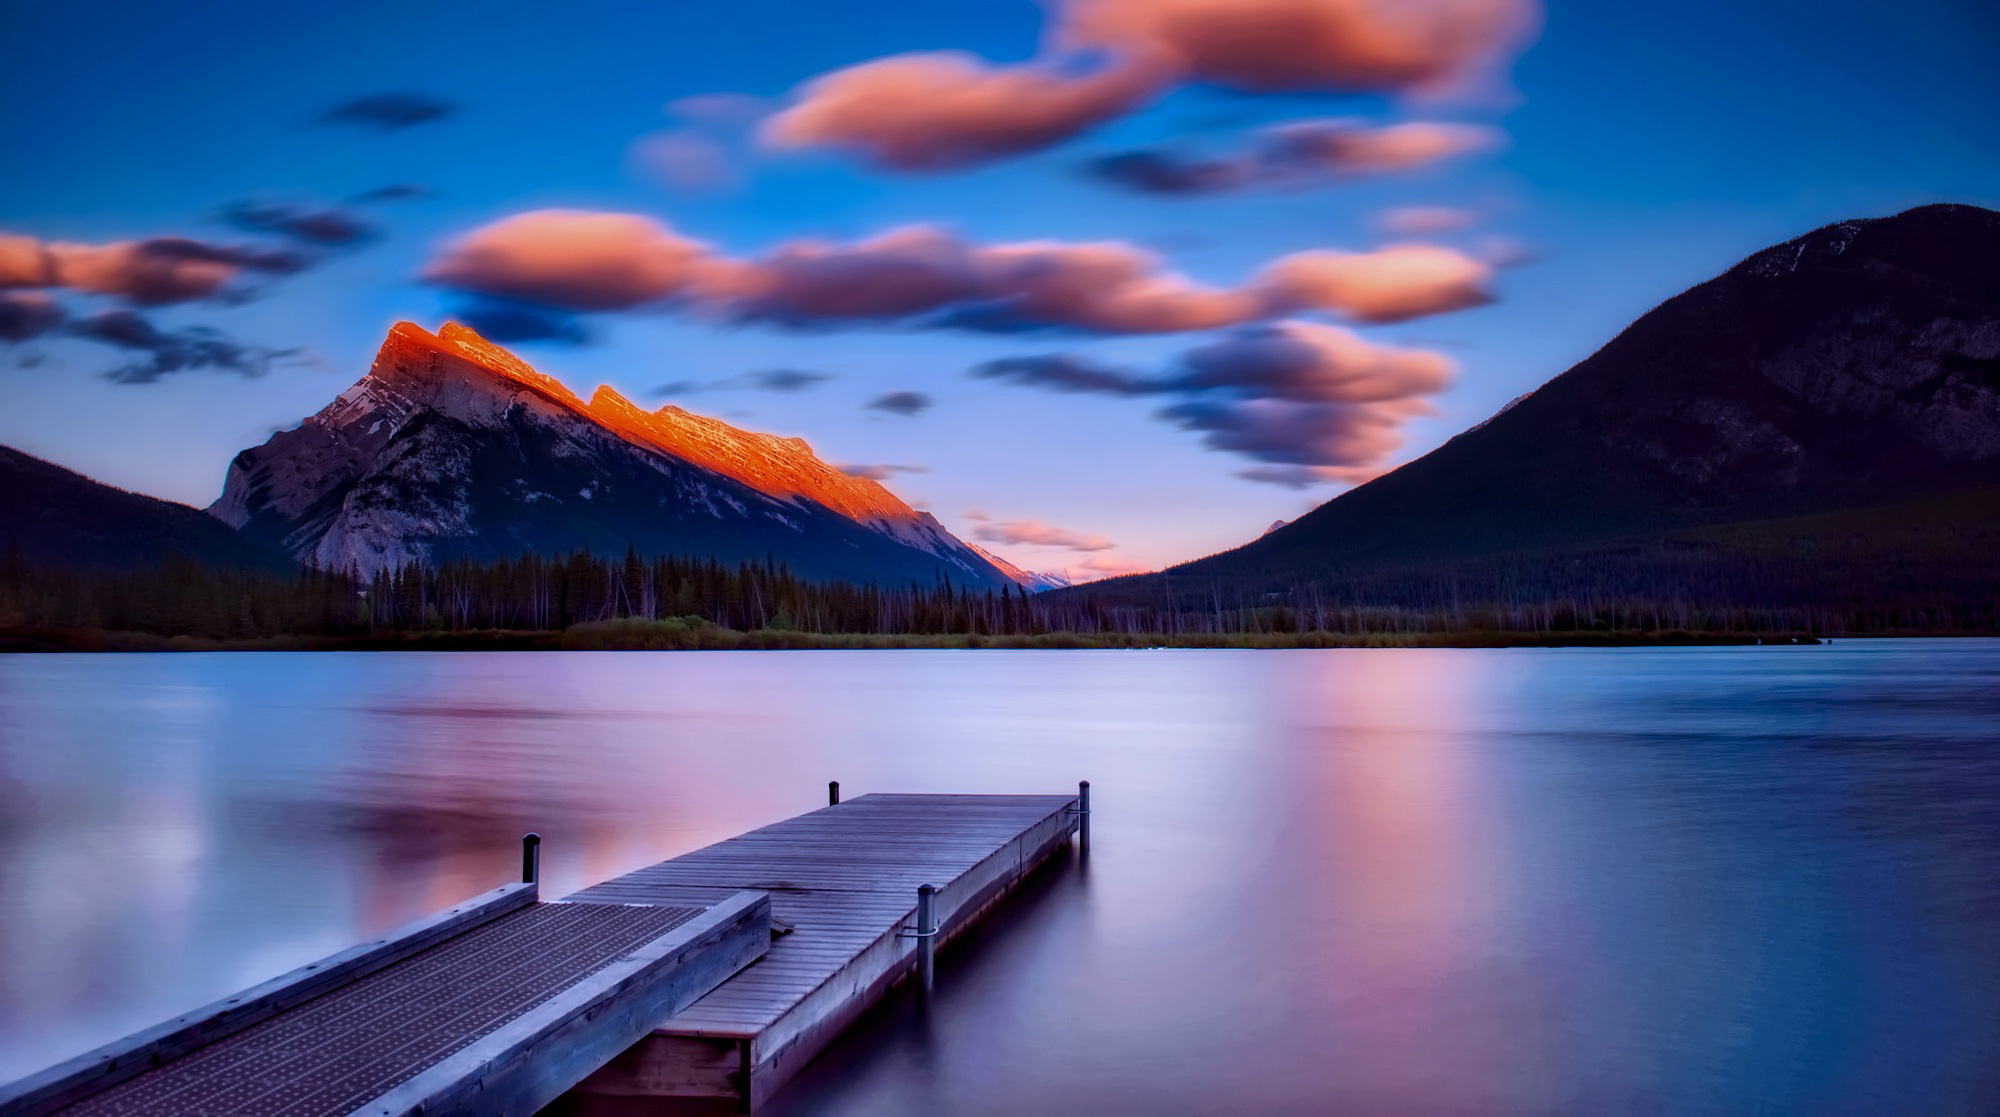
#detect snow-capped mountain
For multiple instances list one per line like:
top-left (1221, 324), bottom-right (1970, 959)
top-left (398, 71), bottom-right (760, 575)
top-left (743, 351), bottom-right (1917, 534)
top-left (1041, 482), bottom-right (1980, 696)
top-left (210, 321), bottom-right (1024, 587)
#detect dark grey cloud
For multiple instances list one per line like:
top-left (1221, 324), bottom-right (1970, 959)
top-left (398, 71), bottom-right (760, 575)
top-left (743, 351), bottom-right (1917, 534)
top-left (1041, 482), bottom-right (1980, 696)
top-left (450, 297), bottom-right (587, 344)
top-left (220, 198), bottom-right (377, 247)
top-left (348, 183), bottom-right (431, 204)
top-left (837, 462), bottom-right (928, 480)
top-left (319, 94), bottom-right (456, 131)
top-left (867, 390), bottom-right (933, 416)
top-left (971, 321), bottom-right (1453, 483)
top-left (969, 354), bottom-right (1160, 395)
top-left (66, 310), bottom-right (296, 384)
top-left (1087, 120), bottom-right (1505, 197)
top-left (1085, 151), bottom-right (1248, 195)
top-left (747, 368), bottom-right (832, 392)
top-left (0, 293), bottom-right (64, 342)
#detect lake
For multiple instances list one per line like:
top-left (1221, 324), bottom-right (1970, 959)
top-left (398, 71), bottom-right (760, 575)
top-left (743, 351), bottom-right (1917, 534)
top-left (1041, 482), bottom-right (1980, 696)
top-left (1, 642), bottom-right (1996, 1114)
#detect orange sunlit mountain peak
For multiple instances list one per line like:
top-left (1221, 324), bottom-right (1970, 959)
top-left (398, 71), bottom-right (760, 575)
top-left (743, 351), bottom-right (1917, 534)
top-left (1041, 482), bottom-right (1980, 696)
top-left (363, 321), bottom-right (927, 530)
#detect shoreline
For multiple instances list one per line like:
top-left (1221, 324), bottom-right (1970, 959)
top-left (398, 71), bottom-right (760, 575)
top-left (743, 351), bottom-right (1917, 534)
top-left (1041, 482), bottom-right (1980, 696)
top-left (0, 625), bottom-right (1876, 653)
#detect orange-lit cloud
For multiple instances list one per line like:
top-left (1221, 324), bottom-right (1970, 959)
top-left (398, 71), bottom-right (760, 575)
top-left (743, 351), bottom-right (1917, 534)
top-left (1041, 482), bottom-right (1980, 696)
top-left (423, 211), bottom-right (716, 310)
top-left (764, 0), bottom-right (1537, 171)
top-left (763, 51), bottom-right (1164, 172)
top-left (0, 232), bottom-right (303, 305)
top-left (1261, 244), bottom-right (1494, 322)
top-left (1090, 119), bottom-right (1502, 196)
top-left (425, 212), bottom-right (1494, 331)
top-left (1060, 0), bottom-right (1536, 95)
top-left (974, 519), bottom-right (1117, 551)
top-left (1072, 554), bottom-right (1152, 579)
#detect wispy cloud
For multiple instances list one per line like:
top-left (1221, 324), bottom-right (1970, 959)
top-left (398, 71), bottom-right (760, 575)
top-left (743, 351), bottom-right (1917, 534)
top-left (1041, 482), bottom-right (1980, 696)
top-left (867, 390), bottom-right (933, 416)
top-left (974, 519), bottom-right (1116, 552)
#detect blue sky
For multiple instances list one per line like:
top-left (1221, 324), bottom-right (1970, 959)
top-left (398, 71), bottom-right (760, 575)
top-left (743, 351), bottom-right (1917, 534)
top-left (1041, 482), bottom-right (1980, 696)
top-left (2, 0), bottom-right (1996, 575)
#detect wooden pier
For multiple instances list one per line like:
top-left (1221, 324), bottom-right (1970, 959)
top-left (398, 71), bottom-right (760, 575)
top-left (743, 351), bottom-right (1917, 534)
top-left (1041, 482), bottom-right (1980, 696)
top-left (0, 850), bottom-right (770, 1117)
top-left (0, 786), bottom-right (1086, 1117)
top-left (565, 788), bottom-right (1086, 1112)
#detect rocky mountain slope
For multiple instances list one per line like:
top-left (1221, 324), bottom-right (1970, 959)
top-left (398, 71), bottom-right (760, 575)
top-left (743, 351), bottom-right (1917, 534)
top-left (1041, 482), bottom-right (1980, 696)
top-left (1, 445), bottom-right (294, 571)
top-left (211, 322), bottom-right (1020, 587)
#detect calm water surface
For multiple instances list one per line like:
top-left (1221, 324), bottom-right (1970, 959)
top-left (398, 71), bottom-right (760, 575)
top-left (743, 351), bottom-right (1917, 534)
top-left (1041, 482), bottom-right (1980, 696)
top-left (1, 643), bottom-right (1996, 1114)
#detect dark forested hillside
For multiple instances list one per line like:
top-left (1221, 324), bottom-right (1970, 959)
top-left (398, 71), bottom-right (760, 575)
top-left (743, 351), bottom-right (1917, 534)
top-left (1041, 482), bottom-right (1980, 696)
top-left (0, 445), bottom-right (295, 573)
top-left (1068, 204), bottom-right (2000, 622)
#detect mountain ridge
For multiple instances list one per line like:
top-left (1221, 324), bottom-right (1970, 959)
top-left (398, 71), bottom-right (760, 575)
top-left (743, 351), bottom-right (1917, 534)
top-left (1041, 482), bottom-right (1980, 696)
top-left (211, 321), bottom-right (1024, 587)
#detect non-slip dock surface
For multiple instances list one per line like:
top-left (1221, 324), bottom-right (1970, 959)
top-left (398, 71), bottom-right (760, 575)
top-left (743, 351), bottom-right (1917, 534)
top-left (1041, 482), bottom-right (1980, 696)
top-left (573, 795), bottom-right (1074, 1038)
top-left (66, 902), bottom-right (699, 1117)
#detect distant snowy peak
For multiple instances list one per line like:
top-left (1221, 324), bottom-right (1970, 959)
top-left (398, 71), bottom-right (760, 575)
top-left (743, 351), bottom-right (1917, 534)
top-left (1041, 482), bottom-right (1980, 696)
top-left (967, 544), bottom-right (1072, 592)
top-left (211, 321), bottom-right (1028, 587)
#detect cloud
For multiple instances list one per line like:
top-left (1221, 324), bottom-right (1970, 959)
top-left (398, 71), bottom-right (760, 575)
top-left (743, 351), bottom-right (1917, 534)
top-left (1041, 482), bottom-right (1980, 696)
top-left (667, 93), bottom-right (773, 128)
top-left (318, 93), bottom-right (455, 131)
top-left (1171, 320), bottom-right (1455, 401)
top-left (0, 292), bottom-right (64, 341)
top-left (970, 353), bottom-right (1157, 395)
top-left (1376, 205), bottom-right (1479, 235)
top-left (219, 198), bottom-right (376, 246)
top-left (867, 390), bottom-right (933, 416)
top-left (975, 320), bottom-right (1452, 482)
top-left (1235, 464), bottom-right (1381, 487)
top-left (1, 232), bottom-right (306, 305)
top-left (631, 130), bottom-right (739, 193)
top-left (422, 210), bottom-right (715, 311)
top-left (1060, 0), bottom-right (1536, 95)
top-left (1260, 244), bottom-right (1493, 322)
top-left (837, 462), bottom-right (928, 480)
top-left (763, 0), bottom-right (1536, 171)
top-left (1087, 119), bottom-right (1503, 196)
top-left (1261, 119), bottom-right (1503, 175)
top-left (449, 296), bottom-right (588, 344)
top-left (1074, 554), bottom-right (1151, 576)
top-left (1160, 395), bottom-right (1429, 470)
top-left (64, 310), bottom-right (295, 383)
top-left (423, 212), bottom-right (1495, 334)
top-left (348, 182), bottom-right (431, 204)
top-left (974, 519), bottom-right (1116, 551)
top-left (748, 368), bottom-right (832, 392)
top-left (1085, 150), bottom-right (1247, 195)
top-left (763, 51), bottom-right (1164, 172)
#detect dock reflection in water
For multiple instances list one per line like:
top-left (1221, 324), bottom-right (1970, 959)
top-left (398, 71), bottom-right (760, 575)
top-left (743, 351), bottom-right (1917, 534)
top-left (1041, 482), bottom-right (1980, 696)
top-left (2, 643), bottom-right (1997, 1114)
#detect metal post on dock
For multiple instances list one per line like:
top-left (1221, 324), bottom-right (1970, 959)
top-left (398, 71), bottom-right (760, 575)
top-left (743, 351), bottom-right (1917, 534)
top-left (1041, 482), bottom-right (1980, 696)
top-left (521, 832), bottom-right (541, 885)
top-left (829, 780), bottom-right (841, 806)
top-left (916, 884), bottom-right (937, 993)
top-left (1077, 780), bottom-right (1091, 855)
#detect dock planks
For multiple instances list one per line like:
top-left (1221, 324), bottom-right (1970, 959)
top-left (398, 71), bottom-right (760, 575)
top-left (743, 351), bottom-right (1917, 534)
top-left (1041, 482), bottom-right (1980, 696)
top-left (567, 792), bottom-right (1081, 1112)
top-left (0, 887), bottom-right (771, 1117)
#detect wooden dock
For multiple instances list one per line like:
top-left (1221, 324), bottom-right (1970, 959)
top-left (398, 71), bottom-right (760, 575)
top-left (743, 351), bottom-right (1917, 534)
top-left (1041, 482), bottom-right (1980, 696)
top-left (0, 851), bottom-right (770, 1117)
top-left (565, 788), bottom-right (1086, 1112)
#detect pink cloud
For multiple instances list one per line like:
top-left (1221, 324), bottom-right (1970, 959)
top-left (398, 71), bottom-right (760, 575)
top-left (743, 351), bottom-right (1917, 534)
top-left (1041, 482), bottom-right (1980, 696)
top-left (422, 210), bottom-right (716, 311)
top-left (1, 232), bottom-right (302, 305)
top-left (1260, 243), bottom-right (1494, 322)
top-left (762, 51), bottom-right (1164, 172)
top-left (762, 0), bottom-right (1537, 172)
top-left (974, 519), bottom-right (1117, 552)
top-left (1060, 0), bottom-right (1538, 95)
top-left (1262, 119), bottom-right (1504, 176)
top-left (1071, 554), bottom-right (1152, 581)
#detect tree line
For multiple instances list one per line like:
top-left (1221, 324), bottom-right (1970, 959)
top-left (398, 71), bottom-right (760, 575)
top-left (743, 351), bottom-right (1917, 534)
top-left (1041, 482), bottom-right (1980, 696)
top-left (1, 540), bottom-right (1990, 645)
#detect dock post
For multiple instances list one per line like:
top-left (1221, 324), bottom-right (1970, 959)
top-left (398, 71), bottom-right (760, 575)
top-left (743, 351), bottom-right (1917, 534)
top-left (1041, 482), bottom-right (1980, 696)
top-left (829, 781), bottom-right (841, 806)
top-left (916, 884), bottom-right (937, 993)
top-left (521, 832), bottom-right (541, 885)
top-left (1077, 780), bottom-right (1091, 854)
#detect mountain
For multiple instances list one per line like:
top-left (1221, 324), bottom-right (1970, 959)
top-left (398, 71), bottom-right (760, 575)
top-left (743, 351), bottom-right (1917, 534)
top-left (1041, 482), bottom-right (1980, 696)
top-left (211, 322), bottom-right (1021, 587)
top-left (0, 445), bottom-right (295, 572)
top-left (1089, 204), bottom-right (2000, 619)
